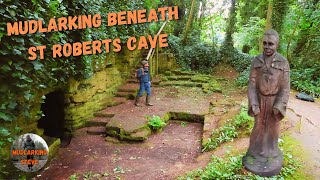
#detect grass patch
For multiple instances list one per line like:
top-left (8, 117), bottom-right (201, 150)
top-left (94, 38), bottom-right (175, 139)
top-left (181, 109), bottom-right (312, 180)
top-left (180, 135), bottom-right (309, 180)
top-left (202, 105), bottom-right (253, 152)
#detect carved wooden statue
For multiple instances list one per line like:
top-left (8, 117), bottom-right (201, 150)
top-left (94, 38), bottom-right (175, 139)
top-left (243, 29), bottom-right (290, 177)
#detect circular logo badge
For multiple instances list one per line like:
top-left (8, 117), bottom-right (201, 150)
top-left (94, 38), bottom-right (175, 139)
top-left (11, 133), bottom-right (49, 172)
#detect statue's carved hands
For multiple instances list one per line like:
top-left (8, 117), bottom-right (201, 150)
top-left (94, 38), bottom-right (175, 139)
top-left (273, 108), bottom-right (280, 115)
top-left (252, 105), bottom-right (260, 116)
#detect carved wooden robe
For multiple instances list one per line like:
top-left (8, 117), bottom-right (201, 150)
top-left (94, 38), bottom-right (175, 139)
top-left (247, 52), bottom-right (290, 157)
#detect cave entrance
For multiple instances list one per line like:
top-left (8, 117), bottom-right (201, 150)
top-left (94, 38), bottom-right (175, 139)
top-left (38, 91), bottom-right (66, 139)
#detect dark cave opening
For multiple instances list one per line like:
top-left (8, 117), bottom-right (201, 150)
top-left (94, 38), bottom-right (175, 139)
top-left (38, 91), bottom-right (69, 145)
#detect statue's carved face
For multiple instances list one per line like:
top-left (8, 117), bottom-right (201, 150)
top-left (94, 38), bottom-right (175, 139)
top-left (263, 35), bottom-right (278, 56)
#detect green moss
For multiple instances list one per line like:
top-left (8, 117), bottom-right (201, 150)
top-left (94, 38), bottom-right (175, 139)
top-left (48, 138), bottom-right (61, 161)
top-left (164, 71), bottom-right (173, 76)
top-left (279, 134), bottom-right (314, 179)
top-left (171, 69), bottom-right (195, 76)
top-left (161, 113), bottom-right (171, 123)
top-left (191, 75), bottom-right (211, 83)
top-left (128, 128), bottom-right (152, 141)
top-left (169, 112), bottom-right (205, 123)
top-left (202, 80), bottom-right (222, 93)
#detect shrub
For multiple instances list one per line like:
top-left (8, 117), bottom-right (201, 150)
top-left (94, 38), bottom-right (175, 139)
top-left (202, 106), bottom-right (253, 152)
top-left (291, 68), bottom-right (320, 97)
top-left (223, 47), bottom-right (253, 72)
top-left (147, 115), bottom-right (166, 130)
top-left (168, 35), bottom-right (219, 73)
top-left (236, 66), bottom-right (250, 87)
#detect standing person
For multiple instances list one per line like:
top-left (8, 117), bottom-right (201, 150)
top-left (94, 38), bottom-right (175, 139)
top-left (135, 60), bottom-right (153, 106)
top-left (24, 135), bottom-right (36, 171)
top-left (243, 29), bottom-right (290, 176)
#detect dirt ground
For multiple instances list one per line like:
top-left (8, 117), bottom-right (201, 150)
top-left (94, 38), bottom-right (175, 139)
top-left (36, 121), bottom-right (204, 180)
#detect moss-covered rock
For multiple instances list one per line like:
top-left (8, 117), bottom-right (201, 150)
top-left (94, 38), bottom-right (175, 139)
top-left (169, 112), bottom-right (205, 123)
top-left (202, 80), bottom-right (222, 93)
top-left (171, 69), bottom-right (195, 76)
top-left (191, 75), bottom-right (211, 83)
top-left (164, 71), bottom-right (173, 76)
top-left (48, 138), bottom-right (61, 161)
top-left (125, 128), bottom-right (152, 141)
top-left (159, 81), bottom-right (203, 87)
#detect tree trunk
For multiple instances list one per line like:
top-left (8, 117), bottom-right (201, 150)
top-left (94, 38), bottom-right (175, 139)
top-left (173, 0), bottom-right (186, 36)
top-left (182, 0), bottom-right (196, 45)
top-left (223, 0), bottom-right (236, 48)
top-left (265, 0), bottom-right (273, 31)
top-left (260, 0), bottom-right (273, 52)
top-left (286, 2), bottom-right (306, 61)
top-left (199, 0), bottom-right (207, 29)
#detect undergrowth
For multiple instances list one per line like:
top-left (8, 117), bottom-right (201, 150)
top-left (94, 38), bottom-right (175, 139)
top-left (180, 103), bottom-right (310, 180)
top-left (202, 106), bottom-right (253, 152)
top-left (180, 135), bottom-right (308, 180)
top-left (147, 115), bottom-right (166, 131)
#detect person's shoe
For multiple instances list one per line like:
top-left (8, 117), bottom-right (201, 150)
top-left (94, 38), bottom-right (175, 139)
top-left (146, 95), bottom-right (153, 106)
top-left (135, 96), bottom-right (142, 106)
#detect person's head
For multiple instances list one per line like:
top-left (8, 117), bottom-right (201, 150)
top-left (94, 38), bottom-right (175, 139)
top-left (263, 29), bottom-right (279, 56)
top-left (26, 135), bottom-right (32, 141)
top-left (141, 60), bottom-right (149, 68)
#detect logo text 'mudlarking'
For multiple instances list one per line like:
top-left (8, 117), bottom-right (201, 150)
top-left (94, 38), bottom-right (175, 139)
top-left (12, 150), bottom-right (48, 156)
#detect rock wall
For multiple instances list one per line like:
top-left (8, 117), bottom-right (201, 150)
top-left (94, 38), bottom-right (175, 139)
top-left (158, 53), bottom-right (178, 73)
top-left (64, 66), bottom-right (122, 130)
top-left (0, 48), bottom-right (141, 163)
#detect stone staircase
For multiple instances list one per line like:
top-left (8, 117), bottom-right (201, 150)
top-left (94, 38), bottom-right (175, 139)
top-left (84, 68), bottom-right (140, 135)
top-left (83, 69), bottom-right (221, 138)
top-left (159, 69), bottom-right (222, 93)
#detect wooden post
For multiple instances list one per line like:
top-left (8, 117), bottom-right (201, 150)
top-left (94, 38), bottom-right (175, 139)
top-left (146, 21), bottom-right (168, 60)
top-left (156, 42), bottom-right (159, 74)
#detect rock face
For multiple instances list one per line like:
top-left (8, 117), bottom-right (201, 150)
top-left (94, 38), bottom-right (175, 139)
top-left (0, 49), bottom-right (142, 167)
top-left (64, 67), bottom-right (123, 130)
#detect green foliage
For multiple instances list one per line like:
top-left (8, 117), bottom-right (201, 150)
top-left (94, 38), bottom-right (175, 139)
top-left (236, 66), bottom-right (250, 87)
top-left (271, 0), bottom-right (291, 37)
top-left (181, 135), bottom-right (305, 180)
top-left (69, 170), bottom-right (109, 180)
top-left (234, 17), bottom-right (266, 54)
top-left (181, 151), bottom-right (301, 180)
top-left (230, 51), bottom-right (252, 72)
top-left (69, 174), bottom-right (79, 180)
top-left (0, 0), bottom-right (151, 177)
top-left (181, 122), bottom-right (187, 127)
top-left (237, 0), bottom-right (268, 27)
top-left (168, 34), bottom-right (219, 73)
top-left (147, 115), bottom-right (166, 130)
top-left (203, 106), bottom-right (253, 152)
top-left (291, 68), bottom-right (320, 97)
top-left (199, 11), bottom-right (226, 46)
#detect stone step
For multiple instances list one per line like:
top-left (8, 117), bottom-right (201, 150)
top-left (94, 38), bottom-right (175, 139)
top-left (166, 76), bottom-right (192, 81)
top-left (171, 69), bottom-right (195, 76)
top-left (115, 91), bottom-right (135, 99)
top-left (86, 126), bottom-right (106, 135)
top-left (202, 115), bottom-right (220, 146)
top-left (117, 83), bottom-right (139, 92)
top-left (86, 117), bottom-right (111, 127)
top-left (111, 97), bottom-right (127, 105)
top-left (94, 112), bottom-right (115, 118)
top-left (159, 81), bottom-right (203, 87)
top-left (100, 97), bottom-right (126, 108)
